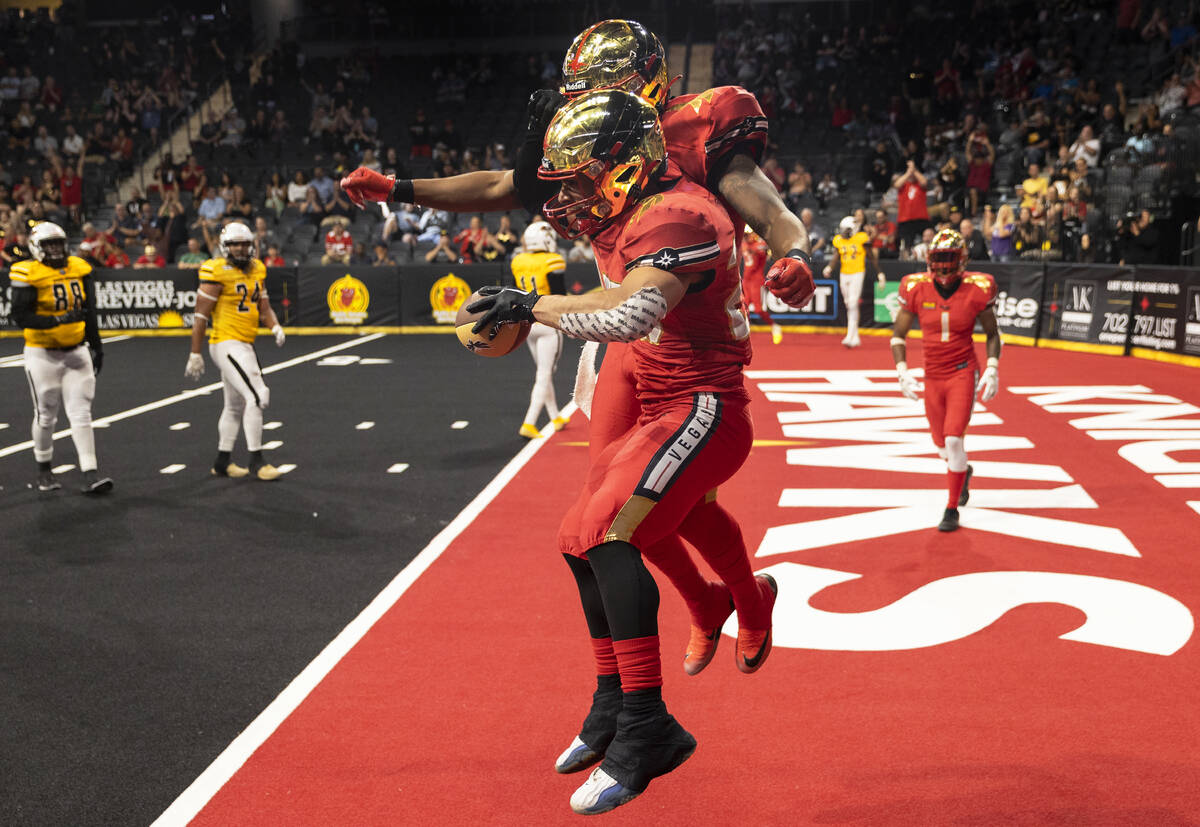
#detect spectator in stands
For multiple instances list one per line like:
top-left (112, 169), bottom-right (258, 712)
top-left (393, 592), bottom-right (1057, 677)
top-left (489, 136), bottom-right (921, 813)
top-left (1014, 206), bottom-right (1040, 257)
top-left (180, 155), bottom-right (207, 195)
top-left (815, 172), bottom-right (839, 213)
top-left (33, 125), bottom-right (58, 159)
top-left (252, 216), bottom-right (277, 260)
top-left (409, 108), bottom-right (432, 158)
top-left (98, 237), bottom-right (130, 268)
top-left (263, 245), bottom-right (286, 267)
top-left (424, 229), bottom-right (457, 263)
top-left (417, 206), bottom-right (451, 242)
top-left (322, 219), bottom-right (353, 265)
top-left (109, 127), bottom-right (134, 171)
top-left (61, 124), bottom-right (84, 159)
top-left (1156, 73), bottom-right (1187, 117)
top-left (371, 242), bottom-right (396, 266)
top-left (893, 159), bottom-right (930, 251)
top-left (903, 57), bottom-right (933, 122)
top-left (107, 203), bottom-right (140, 250)
top-left (310, 166), bottom-right (335, 206)
top-left (1, 227), bottom-right (31, 266)
top-left (1019, 163), bottom-right (1048, 211)
top-left (134, 244), bottom-right (166, 269)
top-left (453, 215), bottom-right (491, 264)
top-left (287, 170), bottom-right (310, 206)
top-left (196, 111), bottom-right (224, 153)
top-left (195, 187), bottom-right (226, 229)
top-left (18, 66), bottom-right (39, 103)
top-left (908, 227), bottom-right (935, 262)
top-left (1068, 158), bottom-right (1094, 200)
top-left (215, 172), bottom-right (235, 205)
top-left (1069, 125), bottom-right (1101, 168)
top-left (56, 161), bottom-right (84, 230)
top-left (870, 208), bottom-right (899, 259)
top-left (381, 202), bottom-right (422, 251)
top-left (0, 68), bottom-right (18, 103)
top-left (984, 203), bottom-right (1017, 262)
top-left (800, 207), bottom-right (828, 266)
top-left (269, 110), bottom-right (290, 147)
top-left (323, 185), bottom-right (355, 223)
top-left (297, 186), bottom-right (326, 237)
top-left (136, 203), bottom-right (160, 246)
top-left (568, 236), bottom-right (594, 263)
top-left (1121, 208), bottom-right (1160, 264)
top-left (177, 237), bottom-right (207, 269)
top-left (227, 186), bottom-right (255, 222)
top-left (10, 102), bottom-right (36, 151)
top-left (264, 172), bottom-right (287, 218)
top-left (966, 125), bottom-right (994, 218)
top-left (44, 73), bottom-right (65, 110)
top-left (960, 218), bottom-right (990, 261)
top-left (154, 154), bottom-right (180, 198)
top-left (156, 197), bottom-right (189, 261)
top-left (786, 161), bottom-right (814, 212)
top-left (1096, 100), bottom-right (1128, 155)
top-left (486, 215), bottom-right (520, 261)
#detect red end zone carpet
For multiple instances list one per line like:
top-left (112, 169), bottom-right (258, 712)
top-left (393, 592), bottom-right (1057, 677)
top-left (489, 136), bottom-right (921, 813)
top-left (188, 334), bottom-right (1200, 826)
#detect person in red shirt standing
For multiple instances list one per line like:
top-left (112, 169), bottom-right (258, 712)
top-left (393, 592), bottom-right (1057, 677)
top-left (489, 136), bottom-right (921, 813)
top-left (892, 158), bottom-right (930, 254)
top-left (133, 244), bottom-right (166, 268)
top-left (741, 226), bottom-right (782, 343)
top-left (57, 157), bottom-right (84, 228)
top-left (467, 90), bottom-right (775, 816)
top-left (890, 229), bottom-right (1001, 532)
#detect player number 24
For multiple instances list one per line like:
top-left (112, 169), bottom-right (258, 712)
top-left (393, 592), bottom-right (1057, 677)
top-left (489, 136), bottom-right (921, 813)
top-left (235, 282), bottom-right (261, 313)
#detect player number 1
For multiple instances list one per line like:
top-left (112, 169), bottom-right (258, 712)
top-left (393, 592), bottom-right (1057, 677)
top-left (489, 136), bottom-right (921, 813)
top-left (941, 310), bottom-right (950, 342)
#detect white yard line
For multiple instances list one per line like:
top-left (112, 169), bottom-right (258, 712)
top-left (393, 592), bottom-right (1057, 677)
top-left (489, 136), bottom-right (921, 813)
top-left (0, 335), bottom-right (385, 460)
top-left (150, 403), bottom-right (576, 827)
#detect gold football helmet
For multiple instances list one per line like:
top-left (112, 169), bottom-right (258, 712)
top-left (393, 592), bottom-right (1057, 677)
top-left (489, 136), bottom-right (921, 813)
top-left (538, 90), bottom-right (666, 238)
top-left (928, 228), bottom-right (967, 284)
top-left (560, 19), bottom-right (672, 110)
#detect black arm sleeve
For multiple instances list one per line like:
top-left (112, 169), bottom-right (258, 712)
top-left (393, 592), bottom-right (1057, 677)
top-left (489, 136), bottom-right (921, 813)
top-left (83, 274), bottom-right (102, 350)
top-left (10, 285), bottom-right (58, 329)
top-left (513, 130), bottom-right (560, 215)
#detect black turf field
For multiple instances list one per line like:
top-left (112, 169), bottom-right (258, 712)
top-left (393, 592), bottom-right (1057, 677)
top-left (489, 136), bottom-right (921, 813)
top-left (0, 333), bottom-right (583, 826)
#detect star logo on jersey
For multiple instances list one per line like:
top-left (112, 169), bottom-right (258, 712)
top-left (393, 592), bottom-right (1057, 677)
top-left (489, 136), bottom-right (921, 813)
top-left (654, 249), bottom-right (680, 269)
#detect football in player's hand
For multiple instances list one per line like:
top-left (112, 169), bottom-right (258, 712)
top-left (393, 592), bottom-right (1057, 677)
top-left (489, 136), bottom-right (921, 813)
top-left (455, 289), bottom-right (532, 357)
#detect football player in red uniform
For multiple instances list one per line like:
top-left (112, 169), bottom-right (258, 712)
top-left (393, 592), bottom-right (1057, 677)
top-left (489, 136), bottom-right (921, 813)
top-left (467, 90), bottom-right (773, 816)
top-left (890, 229), bottom-right (1001, 532)
top-left (341, 21), bottom-right (799, 678)
top-left (741, 225), bottom-right (782, 343)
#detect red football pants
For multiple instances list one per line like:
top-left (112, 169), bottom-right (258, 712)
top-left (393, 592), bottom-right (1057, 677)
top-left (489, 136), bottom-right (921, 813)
top-left (923, 368), bottom-right (978, 447)
top-left (560, 390), bottom-right (753, 557)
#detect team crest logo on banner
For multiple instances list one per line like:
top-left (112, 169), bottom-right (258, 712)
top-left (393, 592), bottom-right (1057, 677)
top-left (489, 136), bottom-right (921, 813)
top-left (430, 273), bottom-right (471, 323)
top-left (327, 274), bottom-right (370, 324)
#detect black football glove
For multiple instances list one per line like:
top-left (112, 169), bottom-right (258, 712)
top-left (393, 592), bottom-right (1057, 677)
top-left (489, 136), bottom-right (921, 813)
top-left (90, 348), bottom-right (103, 376)
top-left (465, 285), bottom-right (540, 335)
top-left (527, 88), bottom-right (566, 135)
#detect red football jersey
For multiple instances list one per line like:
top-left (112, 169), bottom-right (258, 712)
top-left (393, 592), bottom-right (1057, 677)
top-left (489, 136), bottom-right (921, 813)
top-left (662, 86), bottom-right (768, 190)
top-left (590, 169), bottom-right (751, 406)
top-left (898, 271), bottom-right (996, 379)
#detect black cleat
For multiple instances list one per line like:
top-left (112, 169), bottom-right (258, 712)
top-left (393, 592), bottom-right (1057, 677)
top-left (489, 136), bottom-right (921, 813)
top-left (81, 470), bottom-right (114, 495)
top-left (570, 690), bottom-right (696, 815)
top-left (938, 507), bottom-right (960, 532)
top-left (555, 674), bottom-right (622, 774)
top-left (958, 464), bottom-right (973, 507)
top-left (36, 471), bottom-right (62, 492)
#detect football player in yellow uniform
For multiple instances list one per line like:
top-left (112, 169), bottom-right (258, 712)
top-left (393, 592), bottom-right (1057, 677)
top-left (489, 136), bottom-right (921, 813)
top-left (510, 220), bottom-right (569, 438)
top-left (10, 222), bottom-right (113, 494)
top-left (184, 222), bottom-right (286, 480)
top-left (824, 215), bottom-right (878, 348)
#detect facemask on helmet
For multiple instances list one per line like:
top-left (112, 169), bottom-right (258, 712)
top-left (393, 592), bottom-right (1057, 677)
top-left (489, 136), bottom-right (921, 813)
top-left (538, 90), bottom-right (667, 239)
top-left (927, 228), bottom-right (967, 285)
top-left (219, 222), bottom-right (255, 268)
top-left (29, 221), bottom-right (68, 269)
top-left (560, 19), bottom-right (673, 110)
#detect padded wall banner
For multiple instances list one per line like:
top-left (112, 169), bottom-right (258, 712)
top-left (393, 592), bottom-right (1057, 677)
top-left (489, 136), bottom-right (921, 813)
top-left (982, 261), bottom-right (1045, 341)
top-left (1127, 267), bottom-right (1200, 357)
top-left (395, 262), bottom-right (599, 325)
top-left (1039, 264), bottom-right (1133, 352)
top-left (295, 266), bottom-right (400, 326)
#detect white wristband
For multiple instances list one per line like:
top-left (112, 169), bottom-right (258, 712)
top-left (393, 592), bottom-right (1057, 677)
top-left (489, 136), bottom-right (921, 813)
top-left (896, 361), bottom-right (908, 373)
top-left (986, 357), bottom-right (999, 368)
top-left (890, 337), bottom-right (906, 347)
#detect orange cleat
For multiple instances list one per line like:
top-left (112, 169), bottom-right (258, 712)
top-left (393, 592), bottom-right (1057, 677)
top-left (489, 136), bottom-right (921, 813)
top-left (735, 573), bottom-right (778, 674)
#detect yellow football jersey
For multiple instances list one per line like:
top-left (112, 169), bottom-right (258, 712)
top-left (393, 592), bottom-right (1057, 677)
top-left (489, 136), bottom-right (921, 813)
top-left (832, 231), bottom-right (870, 276)
top-left (9, 255), bottom-right (91, 348)
top-left (199, 257), bottom-right (268, 344)
top-left (511, 250), bottom-right (567, 295)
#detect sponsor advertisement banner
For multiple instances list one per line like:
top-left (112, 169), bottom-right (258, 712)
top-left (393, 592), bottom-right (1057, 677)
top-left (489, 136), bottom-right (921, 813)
top-left (873, 281), bottom-right (900, 323)
top-left (1126, 266), bottom-right (1200, 356)
top-left (1039, 264), bottom-right (1133, 351)
top-left (761, 278), bottom-right (844, 325)
top-left (983, 262), bottom-right (1045, 341)
top-left (296, 266), bottom-right (400, 326)
top-left (396, 263), bottom-right (599, 325)
top-left (2, 267), bottom-right (298, 331)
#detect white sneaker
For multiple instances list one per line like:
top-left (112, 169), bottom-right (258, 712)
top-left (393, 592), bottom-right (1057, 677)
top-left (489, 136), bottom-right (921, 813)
top-left (847, 334), bottom-right (861, 348)
top-left (570, 767), bottom-right (639, 815)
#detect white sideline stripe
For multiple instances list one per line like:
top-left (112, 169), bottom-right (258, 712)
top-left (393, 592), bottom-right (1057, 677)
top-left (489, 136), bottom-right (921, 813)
top-left (356, 421), bottom-right (375, 430)
top-left (451, 420), bottom-right (469, 429)
top-left (52, 464), bottom-right (76, 474)
top-left (160, 464), bottom-right (186, 475)
top-left (263, 421), bottom-right (283, 430)
top-left (0, 334), bottom-right (132, 368)
top-left (0, 335), bottom-right (384, 460)
top-left (169, 422), bottom-right (191, 431)
top-left (262, 440), bottom-right (283, 451)
top-left (387, 463), bottom-right (409, 474)
top-left (151, 401), bottom-right (577, 827)
top-left (1189, 501), bottom-right (1200, 516)
top-left (275, 464), bottom-right (296, 474)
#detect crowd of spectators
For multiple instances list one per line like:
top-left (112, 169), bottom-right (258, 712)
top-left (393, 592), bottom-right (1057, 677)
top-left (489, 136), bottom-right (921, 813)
top-left (715, 0), bottom-right (1200, 265)
top-left (0, 7), bottom-right (250, 270)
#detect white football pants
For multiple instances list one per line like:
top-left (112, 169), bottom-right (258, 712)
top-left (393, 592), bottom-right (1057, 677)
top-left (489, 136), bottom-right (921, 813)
top-left (24, 344), bottom-right (98, 470)
top-left (210, 339), bottom-right (270, 452)
top-left (523, 322), bottom-right (562, 427)
top-left (841, 270), bottom-right (865, 338)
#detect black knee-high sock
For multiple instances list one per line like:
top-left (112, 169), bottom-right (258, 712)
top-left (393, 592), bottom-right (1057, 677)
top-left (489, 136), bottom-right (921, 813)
top-left (586, 541), bottom-right (659, 641)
